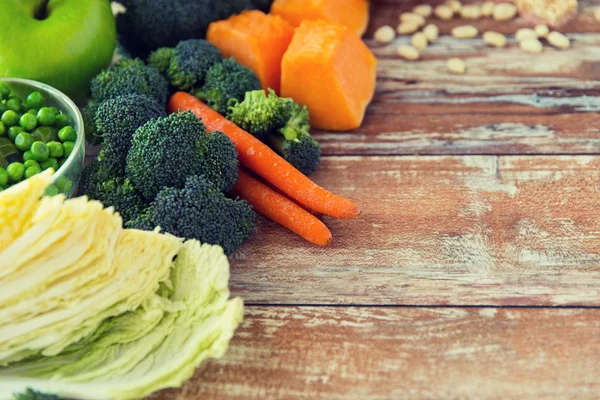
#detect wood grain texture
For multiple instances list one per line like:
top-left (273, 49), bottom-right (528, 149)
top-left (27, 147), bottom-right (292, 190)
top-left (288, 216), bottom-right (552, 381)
top-left (313, 0), bottom-right (600, 156)
top-left (151, 306), bottom-right (600, 400)
top-left (230, 155), bottom-right (600, 306)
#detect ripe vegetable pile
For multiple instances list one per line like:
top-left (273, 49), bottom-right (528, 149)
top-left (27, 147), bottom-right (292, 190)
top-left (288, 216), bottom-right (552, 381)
top-left (0, 172), bottom-right (243, 400)
top-left (0, 83), bottom-right (77, 193)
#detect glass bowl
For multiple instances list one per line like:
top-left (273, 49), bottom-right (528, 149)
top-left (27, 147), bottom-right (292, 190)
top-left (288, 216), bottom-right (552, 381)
top-left (0, 77), bottom-right (85, 197)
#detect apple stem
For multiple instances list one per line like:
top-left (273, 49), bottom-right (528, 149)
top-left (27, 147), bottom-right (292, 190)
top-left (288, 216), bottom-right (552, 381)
top-left (35, 0), bottom-right (50, 20)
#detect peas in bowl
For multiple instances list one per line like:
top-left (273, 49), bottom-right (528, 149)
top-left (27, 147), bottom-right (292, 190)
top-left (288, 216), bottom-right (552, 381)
top-left (0, 78), bottom-right (84, 196)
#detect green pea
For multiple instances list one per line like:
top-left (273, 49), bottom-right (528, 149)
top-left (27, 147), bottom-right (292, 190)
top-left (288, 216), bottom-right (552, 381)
top-left (24, 165), bottom-right (42, 179)
top-left (58, 158), bottom-right (67, 167)
top-left (0, 167), bottom-right (8, 186)
top-left (62, 141), bottom-right (75, 158)
top-left (41, 157), bottom-right (58, 171)
top-left (26, 91), bottom-right (45, 109)
top-left (49, 107), bottom-right (60, 115)
top-left (6, 162), bottom-right (24, 182)
top-left (57, 126), bottom-right (77, 142)
top-left (0, 83), bottom-right (10, 100)
top-left (8, 126), bottom-right (23, 141)
top-left (37, 107), bottom-right (56, 126)
top-left (6, 97), bottom-right (21, 113)
top-left (31, 126), bottom-right (58, 143)
top-left (54, 113), bottom-right (69, 128)
top-left (19, 113), bottom-right (37, 131)
top-left (22, 150), bottom-right (34, 161)
top-left (30, 141), bottom-right (49, 161)
top-left (47, 141), bottom-right (64, 158)
top-left (23, 159), bottom-right (40, 169)
top-left (0, 103), bottom-right (7, 114)
top-left (27, 108), bottom-right (38, 115)
top-left (55, 176), bottom-right (72, 193)
top-left (1, 110), bottom-right (20, 126)
top-left (0, 121), bottom-right (5, 137)
top-left (44, 183), bottom-right (60, 197)
top-left (14, 132), bottom-right (34, 151)
top-left (20, 103), bottom-right (29, 113)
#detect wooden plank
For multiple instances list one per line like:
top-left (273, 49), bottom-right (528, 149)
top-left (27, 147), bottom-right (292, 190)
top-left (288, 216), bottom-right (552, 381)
top-left (229, 155), bottom-right (600, 306)
top-left (150, 306), bottom-right (600, 400)
top-left (313, 0), bottom-right (600, 156)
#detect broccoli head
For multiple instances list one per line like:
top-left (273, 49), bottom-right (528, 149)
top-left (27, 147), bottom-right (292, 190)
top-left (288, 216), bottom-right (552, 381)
top-left (116, 0), bottom-right (269, 58)
top-left (160, 39), bottom-right (223, 91)
top-left (195, 58), bottom-right (261, 115)
top-left (147, 47), bottom-right (174, 75)
top-left (267, 103), bottom-right (321, 175)
top-left (95, 94), bottom-right (166, 175)
top-left (80, 102), bottom-right (102, 146)
top-left (12, 388), bottom-right (59, 400)
top-left (135, 175), bottom-right (255, 255)
top-left (228, 89), bottom-right (292, 139)
top-left (90, 58), bottom-right (168, 105)
top-left (126, 111), bottom-right (239, 200)
top-left (78, 159), bottom-right (113, 200)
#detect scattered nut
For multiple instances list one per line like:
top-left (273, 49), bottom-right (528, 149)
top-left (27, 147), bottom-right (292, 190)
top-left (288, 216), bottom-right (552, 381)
top-left (483, 31), bottom-right (507, 47)
top-left (447, 57), bottom-right (466, 74)
top-left (520, 37), bottom-right (544, 54)
top-left (534, 24), bottom-right (549, 37)
top-left (400, 12), bottom-right (426, 27)
top-left (452, 25), bottom-right (479, 39)
top-left (423, 24), bottom-right (440, 42)
top-left (434, 5), bottom-right (454, 20)
top-left (374, 25), bottom-right (396, 43)
top-left (481, 1), bottom-right (495, 17)
top-left (547, 31), bottom-right (570, 49)
top-left (515, 28), bottom-right (538, 42)
top-left (397, 45), bottom-right (420, 60)
top-left (397, 21), bottom-right (421, 34)
top-left (412, 32), bottom-right (429, 50)
top-left (493, 3), bottom-right (518, 21)
top-left (446, 0), bottom-right (462, 13)
top-left (413, 4), bottom-right (433, 18)
top-left (595, 8), bottom-right (600, 23)
top-left (461, 5), bottom-right (481, 19)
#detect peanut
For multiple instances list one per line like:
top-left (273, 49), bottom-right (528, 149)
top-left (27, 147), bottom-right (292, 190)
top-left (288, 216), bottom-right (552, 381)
top-left (413, 4), bottom-right (433, 18)
top-left (547, 31), bottom-right (570, 49)
top-left (534, 24), bottom-right (549, 38)
top-left (595, 8), bottom-right (600, 23)
top-left (493, 3), bottom-right (518, 21)
top-left (446, 0), bottom-right (462, 13)
top-left (400, 12), bottom-right (426, 27)
top-left (397, 21), bottom-right (421, 34)
top-left (515, 28), bottom-right (538, 42)
top-left (374, 25), bottom-right (396, 43)
top-left (447, 58), bottom-right (466, 74)
top-left (434, 5), bottom-right (454, 20)
top-left (481, 1), bottom-right (495, 17)
top-left (520, 37), bottom-right (544, 54)
top-left (461, 5), bottom-right (481, 19)
top-left (483, 31), bottom-right (507, 48)
top-left (452, 25), bottom-right (479, 39)
top-left (397, 45), bottom-right (420, 60)
top-left (423, 24), bottom-right (440, 42)
top-left (412, 32), bottom-right (429, 50)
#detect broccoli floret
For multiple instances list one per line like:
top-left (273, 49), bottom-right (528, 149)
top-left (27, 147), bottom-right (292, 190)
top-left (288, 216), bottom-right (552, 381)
top-left (90, 59), bottom-right (168, 105)
top-left (267, 103), bottom-right (321, 175)
top-left (140, 175), bottom-right (255, 255)
top-left (126, 111), bottom-right (239, 200)
top-left (164, 39), bottom-right (223, 91)
top-left (94, 177), bottom-right (149, 224)
top-left (81, 102), bottom-right (102, 146)
top-left (78, 159), bottom-right (113, 199)
top-left (95, 95), bottom-right (166, 175)
top-left (195, 58), bottom-right (261, 115)
top-left (228, 89), bottom-right (292, 139)
top-left (147, 47), bottom-right (174, 75)
top-left (116, 0), bottom-right (267, 58)
top-left (13, 388), bottom-right (58, 400)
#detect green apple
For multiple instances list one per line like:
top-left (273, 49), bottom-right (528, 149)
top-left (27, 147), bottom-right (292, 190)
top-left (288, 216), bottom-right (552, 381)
top-left (0, 0), bottom-right (116, 102)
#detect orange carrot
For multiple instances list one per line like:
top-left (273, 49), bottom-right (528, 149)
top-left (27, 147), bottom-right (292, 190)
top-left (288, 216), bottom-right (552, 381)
top-left (168, 92), bottom-right (360, 219)
top-left (232, 168), bottom-right (332, 246)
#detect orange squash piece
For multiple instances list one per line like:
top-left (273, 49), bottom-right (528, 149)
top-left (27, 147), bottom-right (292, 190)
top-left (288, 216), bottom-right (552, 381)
top-left (207, 10), bottom-right (294, 94)
top-left (280, 20), bottom-right (377, 131)
top-left (271, 0), bottom-right (370, 37)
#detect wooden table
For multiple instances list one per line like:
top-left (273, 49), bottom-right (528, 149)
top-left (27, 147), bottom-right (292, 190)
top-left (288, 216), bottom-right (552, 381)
top-left (151, 1), bottom-right (600, 398)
